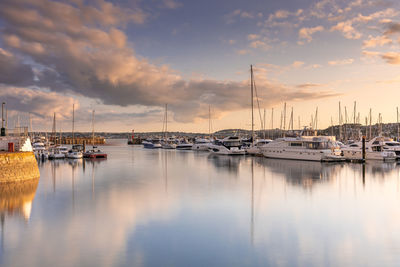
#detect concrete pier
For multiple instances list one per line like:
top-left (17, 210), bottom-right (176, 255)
top-left (0, 152), bottom-right (40, 183)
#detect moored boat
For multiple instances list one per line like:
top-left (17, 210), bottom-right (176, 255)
top-left (261, 136), bottom-right (344, 162)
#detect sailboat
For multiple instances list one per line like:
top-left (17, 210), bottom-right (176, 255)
top-left (67, 103), bottom-right (83, 159)
top-left (83, 110), bottom-right (107, 158)
top-left (246, 65), bottom-right (272, 155)
top-left (192, 105), bottom-right (213, 151)
top-left (49, 113), bottom-right (65, 159)
top-left (161, 104), bottom-right (177, 149)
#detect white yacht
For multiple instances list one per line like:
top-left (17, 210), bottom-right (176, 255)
top-left (48, 147), bottom-right (65, 159)
top-left (192, 138), bottom-right (212, 151)
top-left (142, 139), bottom-right (162, 149)
top-left (176, 139), bottom-right (193, 150)
top-left (261, 136), bottom-right (344, 162)
top-left (66, 149), bottom-right (83, 159)
top-left (342, 137), bottom-right (396, 161)
top-left (161, 139), bottom-right (177, 149)
top-left (58, 146), bottom-right (69, 154)
top-left (208, 136), bottom-right (246, 155)
top-left (246, 139), bottom-right (272, 156)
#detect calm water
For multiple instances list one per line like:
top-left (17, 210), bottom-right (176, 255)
top-left (2, 140), bottom-right (400, 266)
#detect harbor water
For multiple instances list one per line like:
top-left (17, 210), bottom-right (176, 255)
top-left (2, 139), bottom-right (400, 266)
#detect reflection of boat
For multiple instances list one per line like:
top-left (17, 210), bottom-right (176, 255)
top-left (0, 178), bottom-right (39, 221)
top-left (209, 136), bottom-right (246, 155)
top-left (342, 137), bottom-right (396, 161)
top-left (261, 136), bottom-right (344, 162)
top-left (256, 157), bottom-right (344, 187)
top-left (208, 154), bottom-right (244, 174)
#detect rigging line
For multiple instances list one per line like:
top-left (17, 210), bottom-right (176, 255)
top-left (253, 80), bottom-right (264, 131)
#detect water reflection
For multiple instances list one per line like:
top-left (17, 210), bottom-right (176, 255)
top-left (0, 178), bottom-right (39, 257)
top-left (3, 146), bottom-right (400, 266)
top-left (207, 154), bottom-right (245, 175)
top-left (0, 179), bottom-right (39, 221)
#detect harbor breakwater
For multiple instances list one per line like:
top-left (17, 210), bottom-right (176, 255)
top-left (0, 152), bottom-right (40, 183)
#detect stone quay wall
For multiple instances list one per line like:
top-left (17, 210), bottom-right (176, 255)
top-left (0, 152), bottom-right (40, 183)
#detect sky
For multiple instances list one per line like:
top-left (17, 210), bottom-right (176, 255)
top-left (0, 0), bottom-right (400, 132)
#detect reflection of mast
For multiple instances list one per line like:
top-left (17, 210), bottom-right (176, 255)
top-left (72, 162), bottom-right (75, 211)
top-left (1, 213), bottom-right (4, 251)
top-left (164, 152), bottom-right (168, 194)
top-left (250, 158), bottom-right (254, 245)
top-left (92, 161), bottom-right (95, 199)
top-left (52, 161), bottom-right (56, 193)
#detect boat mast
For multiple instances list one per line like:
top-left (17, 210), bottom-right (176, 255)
top-left (72, 103), bottom-right (75, 145)
top-left (165, 104), bottom-right (168, 140)
top-left (339, 102), bottom-right (342, 141)
top-left (208, 105), bottom-right (211, 136)
top-left (283, 102), bottom-right (286, 136)
top-left (250, 65), bottom-right (254, 145)
top-left (369, 108), bottom-right (372, 140)
top-left (263, 108), bottom-right (266, 139)
top-left (271, 108), bottom-right (273, 139)
top-left (92, 110), bottom-right (95, 147)
top-left (397, 107), bottom-right (399, 141)
top-left (52, 112), bottom-right (56, 145)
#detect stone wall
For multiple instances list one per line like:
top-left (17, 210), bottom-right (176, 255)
top-left (0, 152), bottom-right (40, 183)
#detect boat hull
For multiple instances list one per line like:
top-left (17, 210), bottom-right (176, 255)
top-left (208, 145), bottom-right (246, 155)
top-left (262, 148), bottom-right (343, 162)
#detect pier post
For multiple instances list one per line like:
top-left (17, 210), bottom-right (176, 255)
top-left (362, 136), bottom-right (366, 162)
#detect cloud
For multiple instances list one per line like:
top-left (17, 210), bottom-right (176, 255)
top-left (249, 40), bottom-right (270, 50)
top-left (384, 23), bottom-right (400, 35)
top-left (362, 35), bottom-right (392, 48)
top-left (296, 83), bottom-right (323, 88)
top-left (247, 34), bottom-right (260, 40)
top-left (298, 26), bottom-right (324, 43)
top-left (225, 9), bottom-right (255, 24)
top-left (0, 48), bottom-right (34, 85)
top-left (381, 52), bottom-right (400, 64)
top-left (236, 49), bottom-right (250, 55)
top-left (362, 50), bottom-right (381, 57)
top-left (161, 0), bottom-right (182, 9)
top-left (0, 0), bottom-right (339, 124)
top-left (328, 58), bottom-right (354, 65)
top-left (0, 85), bottom-right (76, 119)
top-left (330, 20), bottom-right (362, 39)
top-left (291, 61), bottom-right (305, 68)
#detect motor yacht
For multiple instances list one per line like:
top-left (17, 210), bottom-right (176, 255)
top-left (142, 138), bottom-right (162, 149)
top-left (246, 139), bottom-right (273, 156)
top-left (48, 147), bottom-right (65, 159)
top-left (208, 136), bottom-right (246, 155)
top-left (342, 137), bottom-right (396, 161)
top-left (261, 136), bottom-right (344, 162)
top-left (83, 146), bottom-right (107, 158)
top-left (176, 139), bottom-right (193, 150)
top-left (66, 149), bottom-right (83, 159)
top-left (192, 138), bottom-right (212, 151)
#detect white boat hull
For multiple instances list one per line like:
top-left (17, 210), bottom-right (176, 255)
top-left (208, 145), bottom-right (246, 155)
top-left (262, 147), bottom-right (343, 162)
top-left (192, 143), bottom-right (212, 151)
top-left (342, 150), bottom-right (396, 161)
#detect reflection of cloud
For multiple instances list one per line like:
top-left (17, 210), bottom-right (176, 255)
top-left (4, 160), bottom-right (178, 267)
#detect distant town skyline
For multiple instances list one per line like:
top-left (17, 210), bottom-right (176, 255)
top-left (1, 0), bottom-right (400, 132)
